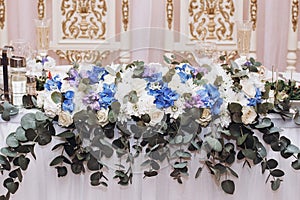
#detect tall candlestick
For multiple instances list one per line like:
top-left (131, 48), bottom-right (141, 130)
top-left (2, 48), bottom-right (9, 101)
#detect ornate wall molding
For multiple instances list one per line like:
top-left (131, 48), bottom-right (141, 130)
top-left (189, 0), bottom-right (235, 41)
top-left (0, 0), bottom-right (5, 30)
top-left (61, 0), bottom-right (107, 40)
top-left (292, 0), bottom-right (299, 32)
top-left (122, 0), bottom-right (129, 31)
top-left (37, 0), bottom-right (45, 20)
top-left (56, 50), bottom-right (110, 63)
top-left (166, 0), bottom-right (173, 29)
top-left (250, 0), bottom-right (257, 31)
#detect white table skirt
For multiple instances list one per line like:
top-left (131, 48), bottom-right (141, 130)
top-left (0, 110), bottom-right (300, 200)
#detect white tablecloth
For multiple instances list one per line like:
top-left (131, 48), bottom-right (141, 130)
top-left (0, 109), bottom-right (300, 200)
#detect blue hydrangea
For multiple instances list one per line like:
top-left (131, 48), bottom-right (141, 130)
top-left (153, 87), bottom-right (179, 109)
top-left (197, 84), bottom-right (223, 115)
top-left (62, 99), bottom-right (74, 113)
top-left (62, 90), bottom-right (75, 113)
top-left (98, 83), bottom-right (116, 109)
top-left (247, 88), bottom-right (262, 106)
top-left (87, 66), bottom-right (108, 84)
top-left (175, 63), bottom-right (196, 83)
top-left (44, 75), bottom-right (62, 91)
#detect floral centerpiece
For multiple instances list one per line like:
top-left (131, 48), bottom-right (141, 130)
top-left (1, 55), bottom-right (300, 198)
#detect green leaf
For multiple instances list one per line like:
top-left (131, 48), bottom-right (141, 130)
top-left (56, 131), bottom-right (75, 139)
top-left (266, 159), bottom-right (278, 169)
top-left (15, 127), bottom-right (27, 142)
top-left (221, 180), bottom-right (235, 194)
top-left (1, 147), bottom-right (17, 157)
top-left (55, 166), bottom-right (68, 177)
top-left (227, 167), bottom-right (239, 178)
top-left (237, 134), bottom-right (248, 145)
top-left (51, 91), bottom-right (63, 104)
top-left (1, 110), bottom-right (10, 121)
top-left (206, 136), bottom-right (222, 152)
top-left (21, 113), bottom-right (36, 130)
top-left (35, 111), bottom-right (48, 121)
top-left (195, 167), bottom-right (202, 178)
top-left (5, 182), bottom-right (19, 194)
top-left (270, 169), bottom-right (285, 177)
top-left (271, 178), bottom-right (281, 191)
top-left (285, 144), bottom-right (300, 154)
top-left (6, 133), bottom-right (19, 148)
top-left (18, 155), bottom-right (30, 170)
top-left (173, 162), bottom-right (187, 169)
top-left (292, 159), bottom-right (300, 170)
top-left (50, 156), bottom-right (64, 166)
top-left (150, 160), bottom-right (160, 170)
top-left (255, 118), bottom-right (272, 129)
top-left (242, 149), bottom-right (256, 160)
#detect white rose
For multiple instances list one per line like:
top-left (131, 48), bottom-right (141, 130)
top-left (96, 108), bottom-right (109, 127)
top-left (58, 111), bottom-right (73, 127)
top-left (43, 94), bottom-right (61, 118)
top-left (240, 78), bottom-right (256, 98)
top-left (148, 108), bottom-right (164, 126)
top-left (241, 106), bottom-right (257, 125)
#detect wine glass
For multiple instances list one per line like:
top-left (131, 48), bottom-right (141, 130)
top-left (236, 20), bottom-right (252, 58)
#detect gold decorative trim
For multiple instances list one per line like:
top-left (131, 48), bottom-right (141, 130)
top-left (122, 0), bottom-right (129, 31)
top-left (56, 50), bottom-right (110, 64)
top-left (37, 0), bottom-right (45, 20)
top-left (250, 0), bottom-right (257, 31)
top-left (292, 0), bottom-right (299, 32)
top-left (0, 0), bottom-right (5, 30)
top-left (61, 0), bottom-right (107, 40)
top-left (166, 0), bottom-right (173, 29)
top-left (189, 0), bottom-right (235, 41)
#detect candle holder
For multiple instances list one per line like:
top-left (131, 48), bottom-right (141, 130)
top-left (34, 18), bottom-right (51, 56)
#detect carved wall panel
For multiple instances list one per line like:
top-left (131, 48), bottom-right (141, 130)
top-left (60, 0), bottom-right (107, 40)
top-left (188, 0), bottom-right (235, 41)
top-left (0, 0), bottom-right (5, 29)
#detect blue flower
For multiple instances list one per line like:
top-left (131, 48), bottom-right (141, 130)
top-left (197, 84), bottom-right (223, 115)
top-left (146, 80), bottom-right (166, 96)
top-left (44, 75), bottom-right (62, 91)
top-left (175, 63), bottom-right (196, 83)
top-left (87, 66), bottom-right (108, 84)
top-left (64, 91), bottom-right (74, 100)
top-left (62, 99), bottom-right (74, 113)
top-left (98, 83), bottom-right (116, 109)
top-left (247, 88), bottom-right (262, 106)
top-left (153, 87), bottom-right (179, 109)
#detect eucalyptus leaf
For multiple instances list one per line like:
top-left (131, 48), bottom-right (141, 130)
top-left (1, 147), bottom-right (17, 157)
top-left (292, 159), bottom-right (300, 170)
top-left (55, 166), bottom-right (68, 177)
top-left (6, 133), bottom-right (19, 148)
top-left (205, 136), bottom-right (222, 152)
top-left (221, 180), bottom-right (235, 194)
top-left (271, 178), bottom-right (281, 191)
top-left (270, 169), bottom-right (285, 177)
top-left (15, 127), bottom-right (27, 142)
top-left (285, 144), bottom-right (300, 154)
top-left (35, 111), bottom-right (48, 121)
top-left (56, 131), bottom-right (75, 139)
top-left (5, 182), bottom-right (19, 194)
top-left (51, 91), bottom-right (63, 104)
top-left (21, 113), bottom-right (36, 130)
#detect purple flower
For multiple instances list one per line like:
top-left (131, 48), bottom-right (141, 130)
top-left (87, 66), bottom-right (108, 84)
top-left (66, 68), bottom-right (80, 87)
top-left (82, 92), bottom-right (101, 110)
top-left (184, 95), bottom-right (204, 108)
top-left (41, 56), bottom-right (49, 65)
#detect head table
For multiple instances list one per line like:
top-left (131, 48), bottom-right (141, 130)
top-left (0, 110), bottom-right (299, 200)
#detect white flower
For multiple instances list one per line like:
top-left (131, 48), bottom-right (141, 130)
top-left (96, 108), bottom-right (109, 127)
top-left (43, 95), bottom-right (61, 118)
top-left (240, 78), bottom-right (256, 98)
top-left (241, 106), bottom-right (257, 125)
top-left (148, 108), bottom-right (165, 126)
top-left (165, 98), bottom-right (185, 119)
top-left (58, 111), bottom-right (73, 127)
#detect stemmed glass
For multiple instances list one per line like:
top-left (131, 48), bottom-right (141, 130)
top-left (236, 20), bottom-right (252, 58)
